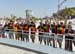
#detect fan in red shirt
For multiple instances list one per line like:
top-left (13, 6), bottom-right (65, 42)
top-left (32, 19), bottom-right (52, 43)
top-left (22, 23), bottom-right (30, 42)
top-left (14, 22), bottom-right (20, 40)
top-left (8, 21), bottom-right (14, 39)
top-left (37, 22), bottom-right (45, 44)
top-left (50, 22), bottom-right (57, 47)
top-left (57, 22), bottom-right (65, 48)
top-left (43, 21), bottom-right (50, 45)
top-left (30, 21), bottom-right (36, 43)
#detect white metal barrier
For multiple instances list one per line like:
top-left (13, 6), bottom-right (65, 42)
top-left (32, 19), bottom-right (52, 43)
top-left (0, 28), bottom-right (75, 52)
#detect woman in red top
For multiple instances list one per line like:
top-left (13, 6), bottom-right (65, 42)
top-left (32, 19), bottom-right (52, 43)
top-left (14, 23), bottom-right (20, 40)
top-left (30, 22), bottom-right (36, 43)
top-left (23, 23), bottom-right (29, 42)
top-left (57, 22), bottom-right (65, 48)
top-left (37, 22), bottom-right (44, 44)
top-left (50, 22), bottom-right (57, 47)
top-left (8, 21), bottom-right (14, 39)
top-left (43, 21), bottom-right (50, 45)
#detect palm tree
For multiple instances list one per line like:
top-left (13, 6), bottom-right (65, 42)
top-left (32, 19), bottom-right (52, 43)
top-left (10, 14), bottom-right (17, 21)
top-left (18, 17), bottom-right (22, 21)
top-left (64, 7), bottom-right (75, 16)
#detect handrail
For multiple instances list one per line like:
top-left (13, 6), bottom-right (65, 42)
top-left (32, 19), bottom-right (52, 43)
top-left (0, 28), bottom-right (75, 52)
top-left (5, 29), bottom-right (75, 40)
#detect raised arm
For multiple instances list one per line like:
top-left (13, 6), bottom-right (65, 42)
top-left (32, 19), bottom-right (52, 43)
top-left (64, 16), bottom-right (68, 26)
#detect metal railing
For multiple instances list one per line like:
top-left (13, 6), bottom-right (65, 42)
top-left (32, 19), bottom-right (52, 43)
top-left (0, 28), bottom-right (75, 52)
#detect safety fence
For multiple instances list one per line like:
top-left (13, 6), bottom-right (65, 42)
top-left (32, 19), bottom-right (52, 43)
top-left (0, 28), bottom-right (75, 52)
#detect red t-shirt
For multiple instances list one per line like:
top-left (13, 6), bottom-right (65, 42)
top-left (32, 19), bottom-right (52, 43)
top-left (23, 24), bottom-right (29, 33)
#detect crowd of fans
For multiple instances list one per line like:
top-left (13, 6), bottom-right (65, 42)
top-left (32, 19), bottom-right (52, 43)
top-left (0, 18), bottom-right (75, 52)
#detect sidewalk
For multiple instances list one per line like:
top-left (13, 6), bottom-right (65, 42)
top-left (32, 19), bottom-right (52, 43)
top-left (0, 44), bottom-right (36, 54)
top-left (0, 38), bottom-right (74, 54)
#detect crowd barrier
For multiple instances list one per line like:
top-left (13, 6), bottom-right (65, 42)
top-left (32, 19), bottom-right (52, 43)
top-left (0, 28), bottom-right (75, 52)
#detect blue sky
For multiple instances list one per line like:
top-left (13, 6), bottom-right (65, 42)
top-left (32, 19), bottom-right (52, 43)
top-left (0, 0), bottom-right (75, 18)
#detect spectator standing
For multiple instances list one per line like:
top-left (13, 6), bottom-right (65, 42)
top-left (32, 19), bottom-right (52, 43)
top-left (23, 22), bottom-right (29, 42)
top-left (37, 22), bottom-right (44, 44)
top-left (50, 22), bottom-right (57, 47)
top-left (43, 21), bottom-right (50, 45)
top-left (65, 24), bottom-right (74, 51)
top-left (30, 21), bottom-right (36, 43)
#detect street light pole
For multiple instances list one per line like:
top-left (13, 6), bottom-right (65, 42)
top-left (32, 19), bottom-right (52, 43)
top-left (57, 0), bottom-right (67, 17)
top-left (58, 0), bottom-right (60, 12)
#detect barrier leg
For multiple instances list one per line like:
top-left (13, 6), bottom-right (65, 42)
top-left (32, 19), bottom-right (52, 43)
top-left (69, 40), bottom-right (72, 51)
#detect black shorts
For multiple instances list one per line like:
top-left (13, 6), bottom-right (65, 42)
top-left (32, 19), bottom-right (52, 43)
top-left (65, 36), bottom-right (74, 40)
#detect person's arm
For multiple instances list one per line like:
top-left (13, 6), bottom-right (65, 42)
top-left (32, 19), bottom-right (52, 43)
top-left (64, 16), bottom-right (68, 26)
top-left (49, 18), bottom-right (51, 28)
top-left (4, 25), bottom-right (7, 30)
top-left (37, 26), bottom-right (40, 30)
top-left (68, 29), bottom-right (74, 36)
top-left (55, 18), bottom-right (59, 25)
top-left (65, 29), bottom-right (69, 36)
